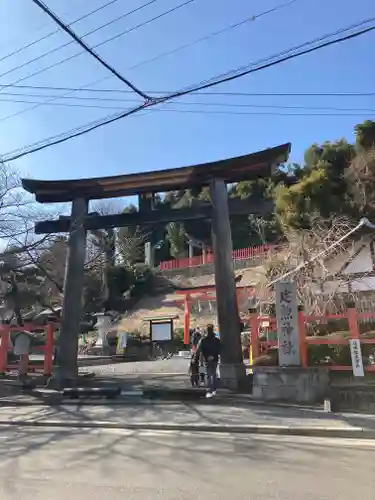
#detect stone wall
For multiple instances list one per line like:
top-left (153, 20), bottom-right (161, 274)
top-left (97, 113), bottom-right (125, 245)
top-left (252, 366), bottom-right (330, 404)
top-left (330, 382), bottom-right (375, 413)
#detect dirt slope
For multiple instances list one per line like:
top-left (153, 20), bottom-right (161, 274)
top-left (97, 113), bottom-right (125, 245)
top-left (119, 265), bottom-right (266, 334)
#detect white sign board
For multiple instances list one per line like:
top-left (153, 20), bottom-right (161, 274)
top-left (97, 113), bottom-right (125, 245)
top-left (349, 339), bottom-right (364, 377)
top-left (151, 322), bottom-right (172, 342)
top-left (275, 281), bottom-right (300, 366)
top-left (118, 332), bottom-right (128, 349)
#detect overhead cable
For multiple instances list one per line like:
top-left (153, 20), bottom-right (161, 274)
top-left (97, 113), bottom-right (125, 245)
top-left (2, 83), bottom-right (375, 97)
top-left (3, 18), bottom-right (375, 162)
top-left (30, 0), bottom-right (150, 100)
top-left (0, 0), bottom-right (300, 122)
top-left (1, 94), bottom-right (375, 112)
top-left (128, 0), bottom-right (301, 73)
top-left (0, 100), bottom-right (371, 115)
top-left (0, 0), bottom-right (190, 122)
top-left (11, 9), bottom-right (372, 122)
top-left (0, 0), bottom-right (188, 88)
top-left (169, 16), bottom-right (375, 97)
top-left (0, 0), bottom-right (121, 65)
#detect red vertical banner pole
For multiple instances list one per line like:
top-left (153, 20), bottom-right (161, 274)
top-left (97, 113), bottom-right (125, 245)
top-left (0, 325), bottom-right (9, 375)
top-left (347, 308), bottom-right (360, 339)
top-left (44, 323), bottom-right (54, 376)
top-left (183, 296), bottom-right (190, 345)
top-left (298, 311), bottom-right (308, 368)
top-left (250, 314), bottom-right (260, 359)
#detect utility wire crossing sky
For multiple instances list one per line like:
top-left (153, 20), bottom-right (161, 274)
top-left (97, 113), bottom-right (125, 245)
top-left (2, 11), bottom-right (374, 163)
top-left (0, 0), bottom-right (373, 179)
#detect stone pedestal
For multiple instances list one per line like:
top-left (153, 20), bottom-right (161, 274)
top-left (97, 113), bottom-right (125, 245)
top-left (253, 367), bottom-right (329, 404)
top-left (94, 313), bottom-right (111, 356)
top-left (219, 363), bottom-right (247, 390)
top-left (144, 241), bottom-right (154, 267)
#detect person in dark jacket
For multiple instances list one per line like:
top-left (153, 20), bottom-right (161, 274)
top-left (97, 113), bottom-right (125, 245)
top-left (195, 324), bottom-right (221, 398)
top-left (189, 353), bottom-right (200, 387)
top-left (190, 328), bottom-right (202, 353)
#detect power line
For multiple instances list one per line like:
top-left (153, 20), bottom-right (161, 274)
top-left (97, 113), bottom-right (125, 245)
top-left (0, 93), bottom-right (375, 112)
top-left (164, 21), bottom-right (375, 101)
top-left (0, 0), bottom-right (160, 87)
top-left (3, 18), bottom-right (375, 162)
top-left (0, 96), bottom-right (139, 110)
top-left (3, 91), bottom-right (375, 103)
top-left (172, 16), bottom-right (375, 96)
top-left (0, 0), bottom-right (192, 123)
top-left (30, 0), bottom-right (150, 100)
top-left (2, 83), bottom-right (375, 97)
top-left (128, 0), bottom-right (301, 73)
top-left (0, 0), bottom-right (121, 65)
top-left (0, 0), bottom-right (301, 123)
top-left (150, 108), bottom-right (375, 117)
top-left (0, 0), bottom-right (98, 54)
top-left (0, 97), bottom-right (373, 115)
top-left (4, 19), bottom-right (375, 159)
top-left (7, 7), bottom-right (372, 125)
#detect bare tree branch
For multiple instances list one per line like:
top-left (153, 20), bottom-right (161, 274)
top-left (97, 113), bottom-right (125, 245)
top-left (254, 216), bottom-right (363, 316)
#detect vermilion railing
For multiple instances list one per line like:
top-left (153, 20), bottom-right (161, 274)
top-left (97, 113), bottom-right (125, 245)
top-left (0, 323), bottom-right (56, 376)
top-left (159, 244), bottom-right (277, 270)
top-left (249, 308), bottom-right (375, 372)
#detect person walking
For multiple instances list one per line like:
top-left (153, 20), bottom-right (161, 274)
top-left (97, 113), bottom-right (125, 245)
top-left (190, 327), bottom-right (202, 354)
top-left (195, 324), bottom-right (221, 398)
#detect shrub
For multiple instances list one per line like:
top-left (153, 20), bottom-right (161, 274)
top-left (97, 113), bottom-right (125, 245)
top-left (170, 327), bottom-right (185, 351)
top-left (252, 348), bottom-right (278, 366)
top-left (307, 344), bottom-right (334, 365)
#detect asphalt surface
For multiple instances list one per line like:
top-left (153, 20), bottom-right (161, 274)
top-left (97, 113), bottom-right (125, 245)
top-left (29, 355), bottom-right (191, 375)
top-left (2, 402), bottom-right (374, 432)
top-left (0, 427), bottom-right (374, 499)
top-left (85, 357), bottom-right (195, 390)
top-left (89, 356), bottom-right (191, 376)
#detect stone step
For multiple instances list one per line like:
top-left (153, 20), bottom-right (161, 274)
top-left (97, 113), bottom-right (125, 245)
top-left (62, 386), bottom-right (144, 400)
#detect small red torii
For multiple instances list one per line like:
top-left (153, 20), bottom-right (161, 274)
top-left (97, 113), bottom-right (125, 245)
top-left (172, 284), bottom-right (255, 344)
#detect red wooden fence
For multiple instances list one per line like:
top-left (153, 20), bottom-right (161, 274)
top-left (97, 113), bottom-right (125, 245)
top-left (250, 308), bottom-right (375, 372)
top-left (0, 323), bottom-right (55, 376)
top-left (159, 244), bottom-right (276, 270)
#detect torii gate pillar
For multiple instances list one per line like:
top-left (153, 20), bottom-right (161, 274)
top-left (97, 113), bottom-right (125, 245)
top-left (210, 179), bottom-right (246, 389)
top-left (56, 197), bottom-right (88, 385)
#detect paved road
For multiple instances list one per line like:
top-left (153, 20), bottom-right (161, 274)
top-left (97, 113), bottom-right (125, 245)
top-left (89, 357), bottom-right (190, 376)
top-left (2, 402), bottom-right (374, 432)
top-left (0, 427), bottom-right (374, 499)
top-left (29, 355), bottom-right (190, 375)
top-left (86, 357), bottom-right (194, 390)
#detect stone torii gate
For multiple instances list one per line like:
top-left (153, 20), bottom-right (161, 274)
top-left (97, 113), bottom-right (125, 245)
top-left (21, 143), bottom-right (290, 388)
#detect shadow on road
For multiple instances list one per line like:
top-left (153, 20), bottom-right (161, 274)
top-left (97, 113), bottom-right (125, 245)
top-left (0, 420), bottom-right (373, 484)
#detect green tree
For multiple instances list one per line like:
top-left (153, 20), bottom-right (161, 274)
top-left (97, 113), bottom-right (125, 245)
top-left (276, 139), bottom-right (356, 229)
top-left (166, 222), bottom-right (186, 258)
top-left (347, 120), bottom-right (375, 217)
top-left (355, 120), bottom-right (375, 151)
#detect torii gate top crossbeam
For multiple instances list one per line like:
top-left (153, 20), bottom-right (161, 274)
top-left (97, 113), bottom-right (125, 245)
top-left (21, 143), bottom-right (290, 203)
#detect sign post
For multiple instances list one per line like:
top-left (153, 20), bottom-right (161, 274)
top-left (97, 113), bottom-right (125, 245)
top-left (116, 332), bottom-right (128, 354)
top-left (275, 281), bottom-right (300, 366)
top-left (349, 339), bottom-right (364, 377)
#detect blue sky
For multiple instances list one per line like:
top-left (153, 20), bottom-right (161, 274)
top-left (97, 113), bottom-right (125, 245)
top-left (0, 0), bottom-right (374, 187)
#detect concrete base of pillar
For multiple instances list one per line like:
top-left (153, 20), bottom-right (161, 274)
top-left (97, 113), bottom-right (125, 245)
top-left (219, 363), bottom-right (247, 391)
